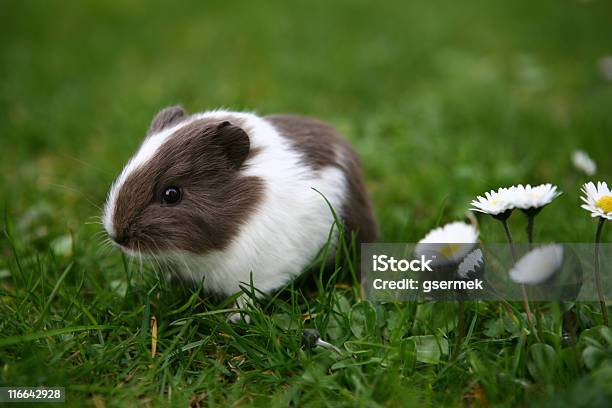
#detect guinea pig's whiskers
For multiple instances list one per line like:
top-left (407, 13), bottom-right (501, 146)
top-left (97, 237), bottom-right (115, 256)
top-left (169, 242), bottom-right (194, 280)
top-left (86, 215), bottom-right (104, 226)
top-left (92, 230), bottom-right (108, 241)
top-left (98, 236), bottom-right (111, 247)
top-left (97, 238), bottom-right (112, 252)
top-left (153, 261), bottom-right (165, 282)
top-left (136, 242), bottom-right (145, 276)
top-left (140, 233), bottom-right (165, 279)
top-left (152, 240), bottom-right (171, 278)
top-left (147, 238), bottom-right (188, 280)
top-left (97, 246), bottom-right (111, 258)
top-left (127, 251), bottom-right (136, 275)
top-left (58, 152), bottom-right (113, 177)
top-left (153, 256), bottom-right (166, 281)
top-left (48, 182), bottom-right (103, 211)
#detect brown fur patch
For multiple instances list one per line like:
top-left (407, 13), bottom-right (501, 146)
top-left (113, 118), bottom-right (264, 253)
top-left (266, 114), bottom-right (378, 243)
top-left (147, 106), bottom-right (187, 135)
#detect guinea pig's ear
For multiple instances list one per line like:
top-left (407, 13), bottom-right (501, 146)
top-left (215, 121), bottom-right (250, 169)
top-left (148, 106), bottom-right (187, 135)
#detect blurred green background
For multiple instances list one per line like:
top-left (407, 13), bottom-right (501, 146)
top-left (1, 0), bottom-right (611, 242)
top-left (1, 0), bottom-right (612, 406)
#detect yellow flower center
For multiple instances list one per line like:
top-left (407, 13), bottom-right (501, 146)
top-left (596, 195), bottom-right (612, 213)
top-left (440, 243), bottom-right (462, 259)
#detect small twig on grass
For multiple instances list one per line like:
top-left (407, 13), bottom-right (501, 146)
top-left (151, 316), bottom-right (158, 359)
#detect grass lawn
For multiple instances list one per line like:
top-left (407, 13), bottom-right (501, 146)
top-left (1, 0), bottom-right (612, 406)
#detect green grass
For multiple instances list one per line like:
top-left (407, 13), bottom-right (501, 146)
top-left (1, 0), bottom-right (612, 406)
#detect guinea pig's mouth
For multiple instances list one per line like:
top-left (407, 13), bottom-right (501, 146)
top-left (110, 240), bottom-right (145, 259)
top-left (108, 233), bottom-right (138, 253)
top-left (111, 234), bottom-right (129, 246)
top-left (108, 234), bottom-right (161, 259)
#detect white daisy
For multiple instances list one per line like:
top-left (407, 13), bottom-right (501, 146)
top-left (457, 248), bottom-right (484, 279)
top-left (415, 222), bottom-right (479, 266)
top-left (581, 181), bottom-right (612, 220)
top-left (571, 150), bottom-right (597, 176)
top-left (509, 244), bottom-right (564, 285)
top-left (512, 183), bottom-right (562, 210)
top-left (470, 187), bottom-right (516, 215)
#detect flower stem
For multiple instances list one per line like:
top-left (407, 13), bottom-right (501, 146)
top-left (526, 213), bottom-right (542, 329)
top-left (594, 218), bottom-right (608, 326)
top-left (520, 285), bottom-right (534, 326)
top-left (499, 218), bottom-right (533, 327)
top-left (526, 214), bottom-right (535, 251)
top-left (452, 300), bottom-right (465, 360)
top-left (500, 219), bottom-right (518, 261)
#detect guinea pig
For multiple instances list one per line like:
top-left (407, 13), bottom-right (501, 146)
top-left (103, 106), bottom-right (378, 321)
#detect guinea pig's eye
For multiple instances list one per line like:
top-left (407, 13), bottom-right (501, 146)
top-left (161, 186), bottom-right (182, 205)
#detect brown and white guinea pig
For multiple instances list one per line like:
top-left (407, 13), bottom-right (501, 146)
top-left (103, 106), bottom-right (378, 320)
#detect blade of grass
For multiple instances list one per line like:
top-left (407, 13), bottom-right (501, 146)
top-left (35, 262), bottom-right (74, 325)
top-left (0, 324), bottom-right (113, 347)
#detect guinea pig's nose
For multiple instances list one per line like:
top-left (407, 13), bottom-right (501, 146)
top-left (111, 234), bottom-right (129, 246)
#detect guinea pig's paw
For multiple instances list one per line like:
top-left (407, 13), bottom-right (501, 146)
top-left (227, 311), bottom-right (251, 324)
